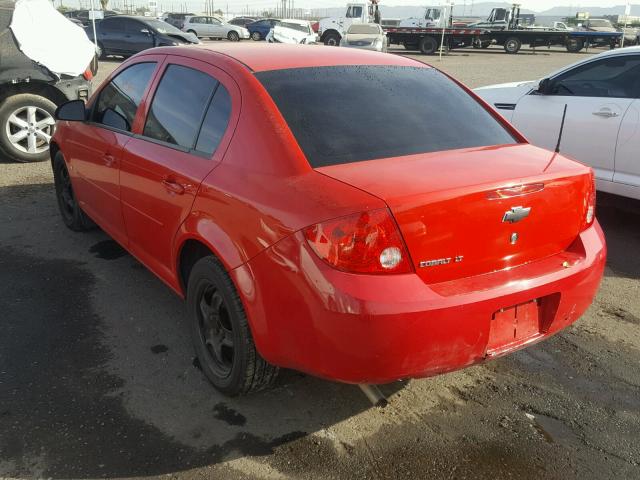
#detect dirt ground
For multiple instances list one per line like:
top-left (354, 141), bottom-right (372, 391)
top-left (1, 43), bottom-right (639, 480)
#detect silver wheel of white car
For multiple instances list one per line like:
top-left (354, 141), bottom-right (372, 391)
top-left (0, 94), bottom-right (56, 163)
top-left (228, 31), bottom-right (240, 42)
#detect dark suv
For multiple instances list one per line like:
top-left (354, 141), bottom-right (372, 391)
top-left (0, 1), bottom-right (92, 162)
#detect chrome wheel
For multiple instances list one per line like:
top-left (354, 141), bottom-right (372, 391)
top-left (6, 106), bottom-right (54, 155)
top-left (198, 283), bottom-right (234, 378)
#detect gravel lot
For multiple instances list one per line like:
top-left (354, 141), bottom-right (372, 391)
top-left (1, 43), bottom-right (639, 480)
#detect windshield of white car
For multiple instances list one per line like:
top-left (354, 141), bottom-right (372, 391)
top-left (147, 19), bottom-right (184, 34)
top-left (279, 22), bottom-right (310, 33)
top-left (347, 24), bottom-right (382, 34)
top-left (256, 66), bottom-right (517, 167)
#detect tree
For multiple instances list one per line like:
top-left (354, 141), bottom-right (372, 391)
top-left (100, 0), bottom-right (108, 10)
top-left (214, 9), bottom-right (223, 16)
top-left (136, 6), bottom-right (149, 14)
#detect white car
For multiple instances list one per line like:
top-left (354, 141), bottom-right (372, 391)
top-left (475, 47), bottom-right (640, 200)
top-left (340, 23), bottom-right (387, 52)
top-left (265, 19), bottom-right (317, 44)
top-left (182, 15), bottom-right (249, 41)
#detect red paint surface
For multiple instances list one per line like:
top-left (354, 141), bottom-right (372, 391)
top-left (53, 45), bottom-right (606, 384)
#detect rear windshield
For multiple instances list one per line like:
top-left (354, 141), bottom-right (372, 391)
top-left (256, 66), bottom-right (517, 167)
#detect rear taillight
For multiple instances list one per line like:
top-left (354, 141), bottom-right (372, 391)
top-left (83, 68), bottom-right (93, 81)
top-left (582, 173), bottom-right (596, 230)
top-left (303, 209), bottom-right (412, 274)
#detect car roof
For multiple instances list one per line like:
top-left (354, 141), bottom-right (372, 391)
top-left (152, 43), bottom-right (426, 72)
top-left (279, 18), bottom-right (310, 25)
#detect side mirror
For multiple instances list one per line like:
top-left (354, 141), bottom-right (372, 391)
top-left (102, 108), bottom-right (130, 131)
top-left (141, 28), bottom-right (151, 35)
top-left (537, 78), bottom-right (552, 95)
top-left (55, 100), bottom-right (86, 121)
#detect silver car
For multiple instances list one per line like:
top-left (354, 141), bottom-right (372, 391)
top-left (182, 15), bottom-right (250, 41)
top-left (340, 23), bottom-right (387, 52)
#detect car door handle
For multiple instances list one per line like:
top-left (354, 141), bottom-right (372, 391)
top-left (162, 179), bottom-right (185, 195)
top-left (103, 153), bottom-right (116, 167)
top-left (592, 110), bottom-right (619, 118)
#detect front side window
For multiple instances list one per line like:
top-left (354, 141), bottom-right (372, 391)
top-left (94, 62), bottom-right (156, 131)
top-left (551, 56), bottom-right (640, 98)
top-left (257, 66), bottom-right (517, 167)
top-left (143, 65), bottom-right (218, 150)
top-left (347, 6), bottom-right (363, 18)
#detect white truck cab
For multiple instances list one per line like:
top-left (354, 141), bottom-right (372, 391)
top-left (318, 1), bottom-right (379, 45)
top-left (398, 7), bottom-right (446, 29)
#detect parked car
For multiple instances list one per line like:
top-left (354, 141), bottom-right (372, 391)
top-left (265, 19), bottom-right (317, 44)
top-left (163, 12), bottom-right (195, 30)
top-left (0, 0), bottom-right (92, 163)
top-left (228, 16), bottom-right (258, 28)
top-left (51, 44), bottom-right (605, 395)
top-left (247, 18), bottom-right (280, 41)
top-left (340, 23), bottom-right (387, 52)
top-left (86, 16), bottom-right (199, 59)
top-left (183, 15), bottom-right (249, 41)
top-left (475, 47), bottom-right (640, 200)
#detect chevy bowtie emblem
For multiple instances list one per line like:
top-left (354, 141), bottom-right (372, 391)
top-left (502, 206), bottom-right (531, 223)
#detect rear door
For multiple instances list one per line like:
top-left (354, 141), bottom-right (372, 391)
top-left (209, 17), bottom-right (224, 37)
top-left (119, 56), bottom-right (238, 283)
top-left (512, 54), bottom-right (640, 182)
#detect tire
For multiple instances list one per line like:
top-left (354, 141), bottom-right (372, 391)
top-left (0, 94), bottom-right (57, 163)
top-left (323, 32), bottom-right (341, 46)
top-left (251, 31), bottom-right (262, 41)
top-left (52, 151), bottom-right (95, 231)
top-left (419, 36), bottom-right (438, 55)
top-left (566, 38), bottom-right (584, 53)
top-left (227, 31), bottom-right (240, 42)
top-left (187, 256), bottom-right (278, 396)
top-left (504, 36), bottom-right (522, 54)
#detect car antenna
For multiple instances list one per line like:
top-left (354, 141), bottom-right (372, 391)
top-left (555, 104), bottom-right (568, 153)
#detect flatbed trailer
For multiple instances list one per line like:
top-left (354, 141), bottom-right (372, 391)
top-left (384, 27), bottom-right (486, 54)
top-left (483, 29), bottom-right (623, 54)
top-left (385, 26), bottom-right (624, 55)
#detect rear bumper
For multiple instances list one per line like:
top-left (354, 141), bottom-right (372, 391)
top-left (235, 221), bottom-right (606, 384)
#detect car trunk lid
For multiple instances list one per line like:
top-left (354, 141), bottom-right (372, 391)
top-left (317, 144), bottom-right (592, 284)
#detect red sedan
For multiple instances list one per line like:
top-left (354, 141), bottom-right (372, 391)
top-left (51, 44), bottom-right (606, 396)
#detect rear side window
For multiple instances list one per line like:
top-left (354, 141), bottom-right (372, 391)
top-left (256, 66), bottom-right (516, 167)
top-left (94, 62), bottom-right (156, 131)
top-left (143, 64), bottom-right (230, 155)
top-left (195, 85), bottom-right (231, 155)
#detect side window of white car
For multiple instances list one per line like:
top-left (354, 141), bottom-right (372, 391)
top-left (550, 55), bottom-right (640, 99)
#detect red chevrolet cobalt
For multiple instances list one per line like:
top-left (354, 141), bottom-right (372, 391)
top-left (51, 45), bottom-right (606, 395)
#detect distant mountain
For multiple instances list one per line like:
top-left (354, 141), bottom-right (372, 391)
top-left (311, 2), bottom-right (535, 20)
top-left (539, 5), bottom-right (640, 16)
top-left (310, 2), bottom-right (640, 20)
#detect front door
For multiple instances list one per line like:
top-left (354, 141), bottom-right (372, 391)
top-left (119, 57), bottom-right (236, 284)
top-left (614, 98), bottom-right (640, 190)
top-left (123, 19), bottom-right (155, 54)
top-left (69, 61), bottom-right (159, 245)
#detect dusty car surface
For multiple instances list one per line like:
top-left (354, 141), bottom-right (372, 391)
top-left (51, 44), bottom-right (606, 396)
top-left (340, 23), bottom-right (387, 52)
